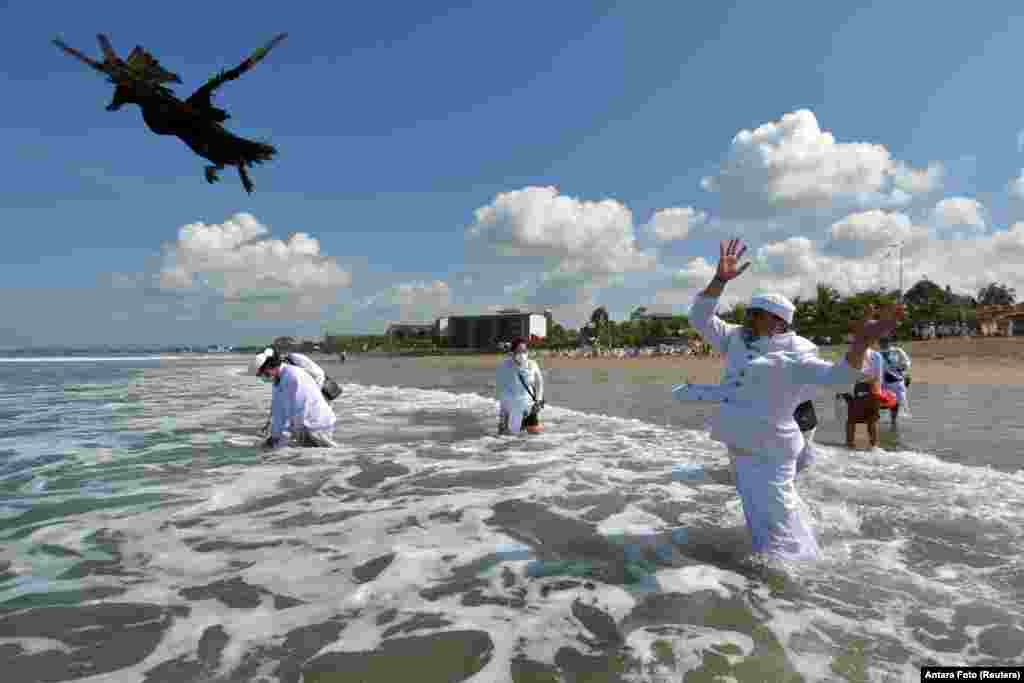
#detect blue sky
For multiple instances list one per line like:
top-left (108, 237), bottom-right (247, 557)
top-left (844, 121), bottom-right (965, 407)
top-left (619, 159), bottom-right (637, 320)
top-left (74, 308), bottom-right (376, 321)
top-left (3, 1), bottom-right (1024, 347)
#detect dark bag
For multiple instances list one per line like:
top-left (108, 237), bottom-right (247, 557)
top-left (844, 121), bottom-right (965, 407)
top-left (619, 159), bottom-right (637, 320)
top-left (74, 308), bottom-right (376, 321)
top-left (321, 378), bottom-right (343, 402)
top-left (516, 371), bottom-right (543, 430)
top-left (523, 406), bottom-right (540, 428)
top-left (793, 400), bottom-right (817, 432)
top-left (852, 381), bottom-right (874, 399)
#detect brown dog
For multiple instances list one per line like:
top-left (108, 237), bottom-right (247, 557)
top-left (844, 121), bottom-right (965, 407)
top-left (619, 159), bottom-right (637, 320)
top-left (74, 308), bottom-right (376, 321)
top-left (837, 382), bottom-right (881, 448)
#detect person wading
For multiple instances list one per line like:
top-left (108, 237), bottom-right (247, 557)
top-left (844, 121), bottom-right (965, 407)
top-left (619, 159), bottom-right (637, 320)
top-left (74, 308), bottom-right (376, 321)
top-left (495, 337), bottom-right (545, 435)
top-left (685, 238), bottom-right (903, 561)
top-left (879, 336), bottom-right (911, 426)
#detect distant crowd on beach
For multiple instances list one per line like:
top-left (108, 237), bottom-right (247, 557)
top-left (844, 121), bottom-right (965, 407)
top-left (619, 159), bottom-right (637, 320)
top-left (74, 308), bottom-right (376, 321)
top-left (537, 338), bottom-right (719, 359)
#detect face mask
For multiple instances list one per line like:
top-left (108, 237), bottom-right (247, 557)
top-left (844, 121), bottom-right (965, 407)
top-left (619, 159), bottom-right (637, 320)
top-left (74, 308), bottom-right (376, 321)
top-left (514, 352), bottom-right (528, 365)
top-left (260, 374), bottom-right (274, 384)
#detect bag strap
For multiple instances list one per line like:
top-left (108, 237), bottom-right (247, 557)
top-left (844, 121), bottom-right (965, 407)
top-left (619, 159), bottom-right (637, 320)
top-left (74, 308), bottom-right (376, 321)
top-left (516, 368), bottom-right (537, 402)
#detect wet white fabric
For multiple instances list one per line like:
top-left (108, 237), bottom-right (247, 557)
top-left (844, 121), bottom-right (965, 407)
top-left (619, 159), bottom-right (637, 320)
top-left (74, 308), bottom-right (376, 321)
top-left (284, 352), bottom-right (326, 389)
top-left (732, 449), bottom-right (820, 560)
top-left (795, 427), bottom-right (816, 474)
top-left (496, 357), bottom-right (543, 432)
top-left (689, 294), bottom-right (868, 457)
top-left (269, 364), bottom-right (336, 442)
top-left (688, 293), bottom-right (870, 560)
top-left (500, 403), bottom-right (529, 434)
top-left (675, 385), bottom-right (817, 474)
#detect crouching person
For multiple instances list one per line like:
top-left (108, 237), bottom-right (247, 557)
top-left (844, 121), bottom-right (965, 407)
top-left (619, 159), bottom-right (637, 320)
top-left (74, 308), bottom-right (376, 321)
top-left (251, 351), bottom-right (337, 448)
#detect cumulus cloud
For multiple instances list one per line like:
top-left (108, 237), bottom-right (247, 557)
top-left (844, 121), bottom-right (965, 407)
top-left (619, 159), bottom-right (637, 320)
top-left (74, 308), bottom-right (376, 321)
top-left (891, 162), bottom-right (944, 196)
top-left (1008, 171), bottom-right (1024, 201)
top-left (646, 207), bottom-right (707, 242)
top-left (825, 209), bottom-right (931, 258)
top-left (669, 256), bottom-right (716, 290)
top-left (701, 109), bottom-right (941, 218)
top-left (358, 280), bottom-right (452, 323)
top-left (157, 213), bottom-right (352, 319)
top-left (466, 186), bottom-right (656, 278)
top-left (930, 197), bottom-right (986, 238)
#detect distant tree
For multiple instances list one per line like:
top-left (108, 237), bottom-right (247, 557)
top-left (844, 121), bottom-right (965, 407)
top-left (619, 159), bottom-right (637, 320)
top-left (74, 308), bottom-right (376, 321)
top-left (590, 306), bottom-right (610, 328)
top-left (977, 282), bottom-right (1016, 306)
top-left (903, 279), bottom-right (945, 307)
top-left (630, 306), bottom-right (648, 321)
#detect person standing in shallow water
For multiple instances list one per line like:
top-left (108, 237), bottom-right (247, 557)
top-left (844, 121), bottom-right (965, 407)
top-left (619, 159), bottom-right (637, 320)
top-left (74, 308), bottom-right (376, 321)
top-left (685, 238), bottom-right (903, 561)
top-left (495, 337), bottom-right (544, 435)
top-left (879, 336), bottom-right (911, 426)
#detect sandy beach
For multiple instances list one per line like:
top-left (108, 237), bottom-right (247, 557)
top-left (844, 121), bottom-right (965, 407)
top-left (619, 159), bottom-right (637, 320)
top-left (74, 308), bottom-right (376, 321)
top-left (407, 336), bottom-right (1024, 386)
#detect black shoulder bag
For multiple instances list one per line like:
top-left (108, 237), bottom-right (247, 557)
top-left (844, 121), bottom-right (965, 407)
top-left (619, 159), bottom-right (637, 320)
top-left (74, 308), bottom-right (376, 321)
top-left (321, 378), bottom-right (343, 402)
top-left (516, 370), bottom-right (543, 429)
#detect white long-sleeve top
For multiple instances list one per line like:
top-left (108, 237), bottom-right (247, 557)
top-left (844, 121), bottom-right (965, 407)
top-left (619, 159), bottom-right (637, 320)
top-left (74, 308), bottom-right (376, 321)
top-left (495, 357), bottom-right (544, 406)
top-left (284, 352), bottom-right (326, 388)
top-left (270, 364), bottom-right (337, 439)
top-left (686, 294), bottom-right (869, 457)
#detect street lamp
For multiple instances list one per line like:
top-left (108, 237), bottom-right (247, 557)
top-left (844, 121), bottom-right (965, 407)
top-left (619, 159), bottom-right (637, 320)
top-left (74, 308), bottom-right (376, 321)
top-left (887, 241), bottom-right (904, 303)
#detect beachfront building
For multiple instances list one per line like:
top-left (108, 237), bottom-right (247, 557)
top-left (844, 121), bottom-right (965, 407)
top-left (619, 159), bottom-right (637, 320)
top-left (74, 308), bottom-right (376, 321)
top-left (440, 311), bottom-right (548, 349)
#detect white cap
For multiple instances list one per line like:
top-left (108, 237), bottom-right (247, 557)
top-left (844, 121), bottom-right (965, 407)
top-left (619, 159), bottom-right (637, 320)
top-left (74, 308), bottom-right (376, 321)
top-left (749, 293), bottom-right (795, 325)
top-left (248, 348), bottom-right (275, 376)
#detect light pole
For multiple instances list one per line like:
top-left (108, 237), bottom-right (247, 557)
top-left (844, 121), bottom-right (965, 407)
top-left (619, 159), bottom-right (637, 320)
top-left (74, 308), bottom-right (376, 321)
top-left (888, 241), bottom-right (904, 303)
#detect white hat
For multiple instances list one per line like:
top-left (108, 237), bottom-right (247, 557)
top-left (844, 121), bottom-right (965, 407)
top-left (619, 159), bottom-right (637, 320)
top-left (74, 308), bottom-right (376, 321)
top-left (749, 293), bottom-right (795, 325)
top-left (248, 348), bottom-right (275, 376)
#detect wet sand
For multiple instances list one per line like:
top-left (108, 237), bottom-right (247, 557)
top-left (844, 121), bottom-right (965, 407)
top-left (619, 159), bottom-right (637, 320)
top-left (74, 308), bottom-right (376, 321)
top-left (394, 337), bottom-right (1024, 386)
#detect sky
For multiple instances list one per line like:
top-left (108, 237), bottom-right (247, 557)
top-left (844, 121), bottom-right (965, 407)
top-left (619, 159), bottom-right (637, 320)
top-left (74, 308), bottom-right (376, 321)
top-left (4, 1), bottom-right (1024, 347)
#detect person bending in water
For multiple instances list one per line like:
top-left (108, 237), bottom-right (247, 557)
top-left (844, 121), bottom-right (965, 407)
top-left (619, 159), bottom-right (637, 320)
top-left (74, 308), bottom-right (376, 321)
top-left (250, 351), bottom-right (337, 448)
top-left (685, 238), bottom-right (902, 561)
top-left (495, 337), bottom-right (544, 435)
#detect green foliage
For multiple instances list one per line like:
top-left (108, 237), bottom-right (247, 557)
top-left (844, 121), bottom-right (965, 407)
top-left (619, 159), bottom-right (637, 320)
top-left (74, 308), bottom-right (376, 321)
top-left (977, 282), bottom-right (1016, 306)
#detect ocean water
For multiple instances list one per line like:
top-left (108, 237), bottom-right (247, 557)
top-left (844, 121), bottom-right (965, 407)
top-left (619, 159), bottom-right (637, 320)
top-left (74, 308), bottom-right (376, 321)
top-left (1, 354), bottom-right (1023, 682)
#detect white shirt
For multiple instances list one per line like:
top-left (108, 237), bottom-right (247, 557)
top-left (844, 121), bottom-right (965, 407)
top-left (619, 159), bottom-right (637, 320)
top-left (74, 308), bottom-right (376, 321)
top-left (284, 352), bottom-right (326, 388)
top-left (496, 357), bottom-right (544, 405)
top-left (270, 364), bottom-right (337, 439)
top-left (686, 294), bottom-right (869, 457)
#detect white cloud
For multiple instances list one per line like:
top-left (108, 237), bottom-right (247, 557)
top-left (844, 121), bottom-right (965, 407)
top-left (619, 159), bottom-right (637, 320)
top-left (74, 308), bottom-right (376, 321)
top-left (701, 109), bottom-right (941, 217)
top-left (930, 197), bottom-right (986, 238)
top-left (358, 280), bottom-right (452, 323)
top-left (646, 207), bottom-right (707, 242)
top-left (891, 162), bottom-right (944, 196)
top-left (826, 209), bottom-right (931, 258)
top-left (1008, 170), bottom-right (1024, 201)
top-left (466, 186), bottom-right (656, 278)
top-left (669, 256), bottom-right (716, 290)
top-left (157, 213), bottom-right (352, 319)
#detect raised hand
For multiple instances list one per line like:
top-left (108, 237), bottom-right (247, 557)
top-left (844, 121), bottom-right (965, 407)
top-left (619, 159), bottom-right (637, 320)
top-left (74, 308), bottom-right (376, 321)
top-left (717, 239), bottom-right (752, 282)
top-left (850, 304), bottom-right (905, 343)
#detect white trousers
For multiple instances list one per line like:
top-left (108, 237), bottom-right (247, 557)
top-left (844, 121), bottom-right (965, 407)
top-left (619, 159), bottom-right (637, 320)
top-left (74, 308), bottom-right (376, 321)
top-left (498, 397), bottom-right (531, 434)
top-left (294, 429), bottom-right (337, 448)
top-left (730, 447), bottom-right (820, 561)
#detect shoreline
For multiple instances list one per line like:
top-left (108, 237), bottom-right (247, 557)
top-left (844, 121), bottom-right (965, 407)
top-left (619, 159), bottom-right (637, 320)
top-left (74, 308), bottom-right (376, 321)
top-left (387, 337), bottom-right (1024, 386)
